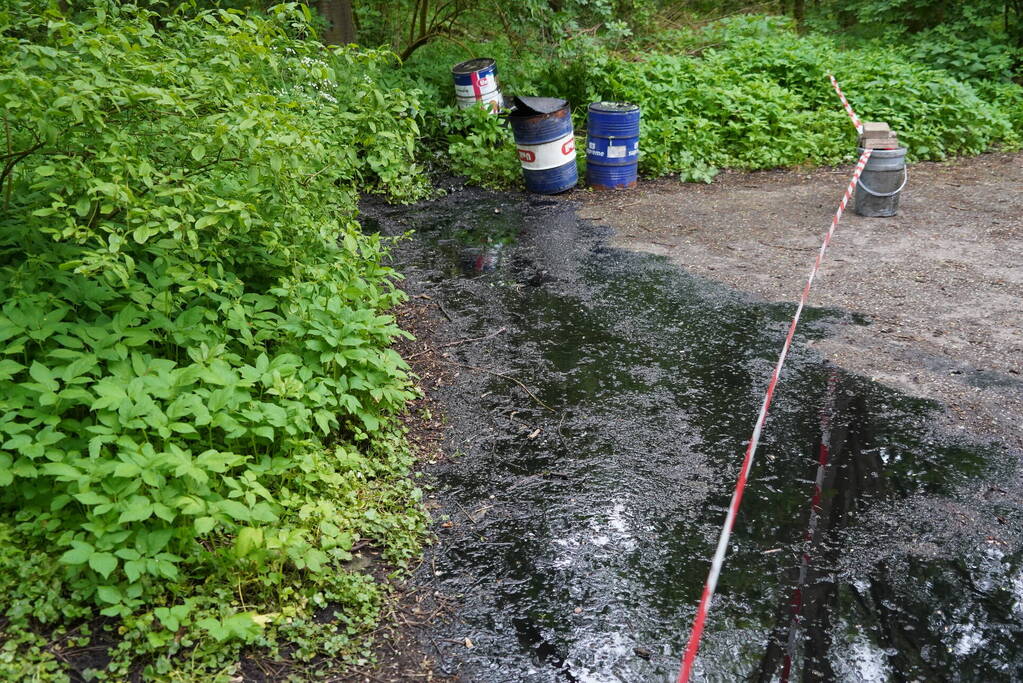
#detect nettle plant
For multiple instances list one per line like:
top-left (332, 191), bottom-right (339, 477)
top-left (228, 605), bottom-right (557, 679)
top-left (0, 1), bottom-right (428, 669)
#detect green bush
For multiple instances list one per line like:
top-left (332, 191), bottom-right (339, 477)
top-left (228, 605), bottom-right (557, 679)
top-left (442, 104), bottom-right (523, 189)
top-left (1, 2), bottom-right (428, 677)
top-left (411, 14), bottom-right (1023, 185)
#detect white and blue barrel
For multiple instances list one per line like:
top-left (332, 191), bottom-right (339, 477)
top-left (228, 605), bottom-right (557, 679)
top-left (854, 147), bottom-right (908, 217)
top-left (508, 96), bottom-right (578, 195)
top-left (585, 101), bottom-right (640, 190)
top-left (451, 58), bottom-right (503, 113)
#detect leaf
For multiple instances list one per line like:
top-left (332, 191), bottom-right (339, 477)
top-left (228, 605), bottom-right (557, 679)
top-left (196, 449), bottom-right (242, 472)
top-left (219, 499), bottom-right (251, 522)
top-left (224, 612), bottom-right (264, 641)
top-left (0, 359), bottom-right (26, 381)
top-left (233, 527), bottom-right (263, 557)
top-left (41, 462), bottom-right (79, 478)
top-left (142, 527), bottom-right (174, 553)
top-left (154, 559), bottom-right (179, 580)
top-left (113, 461), bottom-right (141, 478)
top-left (194, 516), bottom-right (217, 535)
top-left (117, 495), bottom-right (154, 523)
top-left (156, 602), bottom-right (193, 631)
top-left (29, 361), bottom-right (59, 392)
top-left (197, 617), bottom-right (226, 641)
top-left (11, 458), bottom-right (37, 477)
top-left (155, 607), bottom-right (179, 631)
top-left (96, 585), bottom-right (122, 604)
top-left (74, 491), bottom-right (109, 506)
top-left (314, 409), bottom-right (335, 434)
top-left (59, 541), bottom-right (94, 566)
top-left (191, 144), bottom-right (206, 161)
top-left (75, 196), bottom-right (92, 217)
top-left (124, 559), bottom-right (145, 583)
top-left (89, 552), bottom-right (118, 578)
top-left (251, 425), bottom-right (274, 440)
top-left (195, 214), bottom-right (219, 230)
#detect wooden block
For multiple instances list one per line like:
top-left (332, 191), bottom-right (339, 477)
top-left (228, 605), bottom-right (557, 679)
top-left (861, 121), bottom-right (895, 139)
top-left (861, 136), bottom-right (900, 149)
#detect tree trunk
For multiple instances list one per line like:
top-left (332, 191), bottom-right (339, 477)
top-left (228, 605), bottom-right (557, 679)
top-left (317, 0), bottom-right (356, 45)
top-left (794, 0), bottom-right (805, 29)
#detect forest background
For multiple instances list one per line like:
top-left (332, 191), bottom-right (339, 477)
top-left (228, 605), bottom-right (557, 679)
top-left (1, 0), bottom-right (1020, 679)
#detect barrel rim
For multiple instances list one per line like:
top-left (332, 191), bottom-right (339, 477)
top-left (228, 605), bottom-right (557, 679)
top-left (857, 146), bottom-right (907, 158)
top-left (509, 105), bottom-right (572, 121)
top-left (588, 101), bottom-right (640, 113)
top-left (451, 57), bottom-right (496, 75)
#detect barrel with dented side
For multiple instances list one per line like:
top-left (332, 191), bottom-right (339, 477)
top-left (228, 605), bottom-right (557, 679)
top-left (451, 58), bottom-right (503, 112)
top-left (508, 96), bottom-right (578, 195)
top-left (586, 101), bottom-right (640, 190)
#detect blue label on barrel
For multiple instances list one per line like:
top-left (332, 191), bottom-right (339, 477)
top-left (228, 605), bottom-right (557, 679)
top-left (586, 136), bottom-right (639, 164)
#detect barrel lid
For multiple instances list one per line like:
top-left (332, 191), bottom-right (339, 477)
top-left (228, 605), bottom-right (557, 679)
top-left (588, 101), bottom-right (639, 113)
top-left (509, 95), bottom-right (569, 116)
top-left (451, 58), bottom-right (496, 75)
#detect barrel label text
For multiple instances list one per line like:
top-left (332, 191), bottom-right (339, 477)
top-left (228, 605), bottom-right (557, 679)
top-left (586, 139), bottom-right (640, 159)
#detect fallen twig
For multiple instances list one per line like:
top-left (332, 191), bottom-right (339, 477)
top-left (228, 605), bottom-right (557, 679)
top-left (407, 327), bottom-right (507, 359)
top-left (439, 360), bottom-right (555, 412)
top-left (455, 500), bottom-right (476, 524)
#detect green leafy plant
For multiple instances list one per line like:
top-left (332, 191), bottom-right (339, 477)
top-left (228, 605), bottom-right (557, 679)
top-left (0, 2), bottom-right (429, 677)
top-left (443, 105), bottom-right (524, 188)
top-left (408, 13), bottom-right (1023, 186)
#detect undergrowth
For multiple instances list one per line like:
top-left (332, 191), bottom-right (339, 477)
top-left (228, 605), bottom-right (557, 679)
top-left (0, 3), bottom-right (429, 679)
top-left (404, 14), bottom-right (1023, 185)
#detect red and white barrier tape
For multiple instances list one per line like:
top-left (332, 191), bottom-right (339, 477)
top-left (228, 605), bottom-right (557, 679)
top-left (676, 149), bottom-right (872, 683)
top-left (829, 74), bottom-right (864, 134)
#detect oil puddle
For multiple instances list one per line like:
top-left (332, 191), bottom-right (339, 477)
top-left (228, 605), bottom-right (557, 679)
top-left (363, 190), bottom-right (1023, 682)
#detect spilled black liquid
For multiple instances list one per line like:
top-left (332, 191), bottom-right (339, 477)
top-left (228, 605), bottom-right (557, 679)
top-left (364, 191), bottom-right (1023, 682)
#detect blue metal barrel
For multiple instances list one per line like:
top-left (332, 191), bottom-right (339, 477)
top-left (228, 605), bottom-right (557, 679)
top-left (451, 58), bottom-right (503, 113)
top-left (586, 101), bottom-right (640, 190)
top-left (508, 96), bottom-right (578, 195)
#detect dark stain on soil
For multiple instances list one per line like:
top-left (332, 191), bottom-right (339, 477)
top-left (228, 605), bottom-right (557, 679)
top-left (575, 152), bottom-right (1023, 451)
top-left (361, 158), bottom-right (1023, 682)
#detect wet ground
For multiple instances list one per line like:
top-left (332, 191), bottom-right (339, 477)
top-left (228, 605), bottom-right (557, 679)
top-left (576, 152), bottom-right (1023, 451)
top-left (362, 178), bottom-right (1023, 681)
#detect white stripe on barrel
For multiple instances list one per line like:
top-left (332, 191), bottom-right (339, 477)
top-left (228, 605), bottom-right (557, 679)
top-left (516, 133), bottom-right (576, 171)
top-left (456, 89), bottom-right (503, 112)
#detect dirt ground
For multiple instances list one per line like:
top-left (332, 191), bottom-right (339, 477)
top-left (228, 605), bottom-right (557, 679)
top-left (571, 152), bottom-right (1023, 451)
top-left (352, 153), bottom-right (1023, 682)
